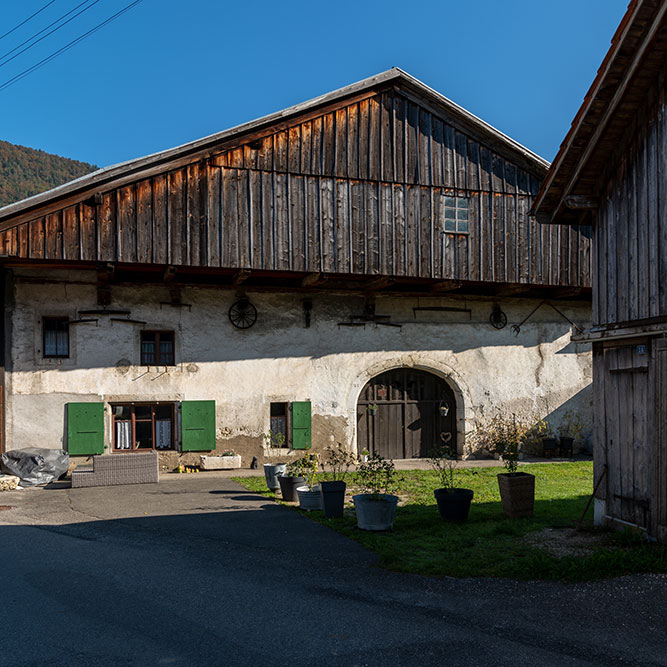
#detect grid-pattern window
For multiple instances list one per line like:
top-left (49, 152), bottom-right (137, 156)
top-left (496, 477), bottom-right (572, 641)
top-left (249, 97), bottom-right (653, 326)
top-left (140, 331), bottom-right (175, 366)
top-left (112, 403), bottom-right (174, 451)
top-left (443, 195), bottom-right (469, 233)
top-left (43, 317), bottom-right (69, 358)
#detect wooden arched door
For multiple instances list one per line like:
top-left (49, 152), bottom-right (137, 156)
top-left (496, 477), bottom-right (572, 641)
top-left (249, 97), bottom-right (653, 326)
top-left (357, 368), bottom-right (457, 459)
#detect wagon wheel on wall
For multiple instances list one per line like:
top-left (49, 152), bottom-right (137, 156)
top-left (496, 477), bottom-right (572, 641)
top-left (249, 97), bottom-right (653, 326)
top-left (228, 299), bottom-right (257, 329)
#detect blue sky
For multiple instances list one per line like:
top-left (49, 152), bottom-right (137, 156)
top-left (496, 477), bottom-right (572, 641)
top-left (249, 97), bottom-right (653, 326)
top-left (0, 0), bottom-right (628, 168)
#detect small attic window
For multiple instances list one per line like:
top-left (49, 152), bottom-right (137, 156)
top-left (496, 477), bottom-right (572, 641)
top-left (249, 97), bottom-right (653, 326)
top-left (443, 196), bottom-right (469, 234)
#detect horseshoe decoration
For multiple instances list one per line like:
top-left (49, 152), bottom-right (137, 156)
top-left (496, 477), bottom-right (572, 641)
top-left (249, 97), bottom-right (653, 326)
top-left (440, 431), bottom-right (452, 443)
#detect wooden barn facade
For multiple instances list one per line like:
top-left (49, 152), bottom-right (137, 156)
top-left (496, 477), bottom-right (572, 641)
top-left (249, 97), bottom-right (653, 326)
top-left (534, 0), bottom-right (667, 540)
top-left (0, 69), bottom-right (592, 467)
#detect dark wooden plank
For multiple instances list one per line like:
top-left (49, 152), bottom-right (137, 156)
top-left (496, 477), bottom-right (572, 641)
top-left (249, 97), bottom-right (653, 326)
top-left (381, 92), bottom-right (394, 182)
top-left (228, 147), bottom-right (244, 169)
top-left (335, 179), bottom-right (350, 273)
top-left (379, 183), bottom-right (394, 275)
top-left (118, 185), bottom-right (137, 263)
top-left (479, 192), bottom-right (493, 281)
top-left (275, 130), bottom-right (288, 173)
top-left (80, 202), bottom-right (96, 261)
top-left (444, 125), bottom-right (455, 187)
top-left (393, 95), bottom-right (405, 183)
top-left (335, 108), bottom-right (347, 178)
top-left (518, 195), bottom-right (530, 283)
top-left (406, 102), bottom-right (419, 184)
top-left (658, 98), bottom-right (667, 315)
top-left (468, 192), bottom-right (480, 281)
top-left (237, 169), bottom-right (250, 267)
top-left (323, 113), bottom-right (336, 176)
top-left (369, 95), bottom-right (381, 182)
top-left (419, 109), bottom-right (431, 186)
top-left (347, 104), bottom-right (359, 180)
top-left (419, 186), bottom-right (432, 276)
top-left (320, 177), bottom-right (335, 272)
top-left (431, 118), bottom-right (444, 187)
top-left (393, 184), bottom-right (406, 276)
top-left (205, 167), bottom-right (220, 267)
top-left (311, 116), bottom-right (323, 176)
top-left (405, 184), bottom-right (420, 276)
top-left (491, 153), bottom-right (504, 194)
top-left (45, 211), bottom-right (62, 260)
top-left (274, 172), bottom-right (289, 270)
top-left (288, 124), bottom-right (301, 174)
top-left (455, 132), bottom-right (467, 189)
top-left (647, 113), bottom-right (659, 318)
top-left (18, 222), bottom-right (29, 259)
top-left (98, 193), bottom-right (116, 262)
top-left (358, 98), bottom-right (370, 180)
top-left (222, 168), bottom-right (240, 267)
top-left (366, 181), bottom-right (380, 274)
top-left (467, 140), bottom-right (480, 191)
top-left (606, 192), bottom-right (618, 323)
top-left (305, 175), bottom-right (321, 272)
top-left (261, 171), bottom-right (275, 269)
top-left (63, 205), bottom-right (79, 261)
top-left (136, 178), bottom-right (153, 264)
top-left (244, 142), bottom-right (258, 171)
top-left (152, 174), bottom-right (168, 265)
top-left (493, 193), bottom-right (505, 282)
top-left (250, 170), bottom-right (263, 269)
top-left (257, 134), bottom-right (274, 172)
top-left (350, 180), bottom-right (365, 274)
top-left (289, 174), bottom-right (305, 271)
top-left (617, 166), bottom-right (629, 322)
top-left (479, 145), bottom-right (491, 192)
top-left (168, 169), bottom-right (186, 266)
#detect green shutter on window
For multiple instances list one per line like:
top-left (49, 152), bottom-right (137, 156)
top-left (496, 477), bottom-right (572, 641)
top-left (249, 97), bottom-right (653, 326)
top-left (291, 401), bottom-right (311, 450)
top-left (181, 400), bottom-right (216, 451)
top-left (67, 402), bottom-right (105, 455)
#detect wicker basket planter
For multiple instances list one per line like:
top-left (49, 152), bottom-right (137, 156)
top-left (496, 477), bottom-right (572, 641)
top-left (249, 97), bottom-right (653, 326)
top-left (497, 472), bottom-right (535, 518)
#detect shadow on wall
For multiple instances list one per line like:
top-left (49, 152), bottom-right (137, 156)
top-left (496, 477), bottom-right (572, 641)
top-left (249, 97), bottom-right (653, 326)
top-left (542, 385), bottom-right (594, 453)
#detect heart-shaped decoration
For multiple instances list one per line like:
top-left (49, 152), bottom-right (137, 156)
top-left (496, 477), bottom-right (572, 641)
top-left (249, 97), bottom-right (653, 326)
top-left (440, 431), bottom-right (452, 443)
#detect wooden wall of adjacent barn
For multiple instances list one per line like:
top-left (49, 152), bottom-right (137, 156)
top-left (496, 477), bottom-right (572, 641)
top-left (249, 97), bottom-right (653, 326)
top-left (0, 89), bottom-right (590, 288)
top-left (593, 74), bottom-right (667, 327)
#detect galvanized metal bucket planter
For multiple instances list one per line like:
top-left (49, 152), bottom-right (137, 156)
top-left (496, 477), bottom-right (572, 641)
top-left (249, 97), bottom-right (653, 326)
top-left (352, 493), bottom-right (398, 531)
top-left (277, 475), bottom-right (305, 502)
top-left (296, 485), bottom-right (322, 511)
top-left (433, 487), bottom-right (474, 522)
top-left (497, 472), bottom-right (535, 518)
top-left (263, 463), bottom-right (287, 492)
top-left (319, 480), bottom-right (346, 518)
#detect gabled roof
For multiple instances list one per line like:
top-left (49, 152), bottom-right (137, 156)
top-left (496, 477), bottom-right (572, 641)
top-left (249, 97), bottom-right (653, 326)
top-left (533, 0), bottom-right (667, 224)
top-left (0, 67), bottom-right (548, 226)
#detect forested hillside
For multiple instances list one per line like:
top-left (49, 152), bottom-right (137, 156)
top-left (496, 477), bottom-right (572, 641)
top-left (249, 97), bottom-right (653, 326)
top-left (0, 140), bottom-right (97, 208)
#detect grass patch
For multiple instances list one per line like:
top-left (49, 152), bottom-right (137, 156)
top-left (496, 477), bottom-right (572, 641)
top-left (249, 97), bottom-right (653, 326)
top-left (234, 462), bottom-right (667, 581)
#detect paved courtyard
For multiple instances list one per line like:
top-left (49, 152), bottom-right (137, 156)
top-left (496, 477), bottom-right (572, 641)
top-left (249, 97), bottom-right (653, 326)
top-left (1, 473), bottom-right (666, 666)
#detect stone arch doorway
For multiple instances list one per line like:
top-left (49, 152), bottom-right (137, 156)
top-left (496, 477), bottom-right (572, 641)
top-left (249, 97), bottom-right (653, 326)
top-left (356, 368), bottom-right (457, 459)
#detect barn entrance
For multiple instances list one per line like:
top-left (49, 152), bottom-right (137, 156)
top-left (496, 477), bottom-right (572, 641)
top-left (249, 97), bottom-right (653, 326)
top-left (357, 368), bottom-right (457, 459)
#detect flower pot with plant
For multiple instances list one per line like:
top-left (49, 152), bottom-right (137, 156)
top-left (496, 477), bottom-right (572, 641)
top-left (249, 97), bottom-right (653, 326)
top-left (293, 453), bottom-right (322, 511)
top-left (558, 410), bottom-right (583, 458)
top-left (473, 414), bottom-right (535, 518)
top-left (352, 453), bottom-right (400, 531)
top-left (429, 442), bottom-right (473, 522)
top-left (319, 442), bottom-right (356, 518)
top-left (277, 458), bottom-right (306, 502)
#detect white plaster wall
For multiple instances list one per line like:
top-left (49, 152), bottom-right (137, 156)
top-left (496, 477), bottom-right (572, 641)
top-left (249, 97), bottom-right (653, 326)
top-left (6, 268), bottom-right (593, 457)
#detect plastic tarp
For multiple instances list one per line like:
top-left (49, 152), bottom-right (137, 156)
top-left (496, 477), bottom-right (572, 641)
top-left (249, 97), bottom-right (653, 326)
top-left (0, 448), bottom-right (69, 486)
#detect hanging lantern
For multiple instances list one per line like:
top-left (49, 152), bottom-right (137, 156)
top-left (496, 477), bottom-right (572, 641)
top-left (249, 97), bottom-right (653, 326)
top-left (439, 401), bottom-right (450, 417)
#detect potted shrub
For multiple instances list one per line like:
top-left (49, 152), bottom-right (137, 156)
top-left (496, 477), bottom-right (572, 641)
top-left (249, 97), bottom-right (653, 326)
top-left (295, 454), bottom-right (322, 511)
top-left (277, 459), bottom-right (306, 502)
top-left (558, 410), bottom-right (583, 458)
top-left (428, 442), bottom-right (473, 522)
top-left (262, 430), bottom-right (287, 491)
top-left (319, 442), bottom-right (356, 518)
top-left (352, 453), bottom-right (400, 531)
top-left (473, 414), bottom-right (535, 518)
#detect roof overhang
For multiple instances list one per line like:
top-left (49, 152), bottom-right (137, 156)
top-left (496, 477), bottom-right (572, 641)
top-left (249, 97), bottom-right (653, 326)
top-left (533, 0), bottom-right (667, 225)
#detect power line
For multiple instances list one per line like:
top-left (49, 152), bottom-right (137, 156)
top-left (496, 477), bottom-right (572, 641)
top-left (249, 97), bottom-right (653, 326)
top-left (0, 0), bottom-right (102, 68)
top-left (0, 1), bottom-right (57, 42)
top-left (0, 0), bottom-right (144, 93)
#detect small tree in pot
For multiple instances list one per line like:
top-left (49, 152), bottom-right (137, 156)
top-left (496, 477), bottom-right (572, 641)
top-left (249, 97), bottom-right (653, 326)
top-left (319, 443), bottom-right (356, 518)
top-left (294, 453), bottom-right (322, 511)
top-left (278, 457), bottom-right (306, 502)
top-left (352, 453), bottom-right (401, 531)
top-left (473, 414), bottom-right (535, 518)
top-left (429, 442), bottom-right (473, 522)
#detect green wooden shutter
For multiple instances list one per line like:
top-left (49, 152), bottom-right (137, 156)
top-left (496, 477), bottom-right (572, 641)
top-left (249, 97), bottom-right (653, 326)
top-left (181, 400), bottom-right (216, 451)
top-left (291, 401), bottom-right (311, 450)
top-left (67, 402), bottom-right (105, 455)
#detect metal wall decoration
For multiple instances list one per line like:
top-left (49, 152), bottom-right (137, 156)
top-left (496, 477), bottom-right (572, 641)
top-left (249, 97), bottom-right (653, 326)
top-left (228, 298), bottom-right (257, 329)
top-left (490, 304), bottom-right (507, 329)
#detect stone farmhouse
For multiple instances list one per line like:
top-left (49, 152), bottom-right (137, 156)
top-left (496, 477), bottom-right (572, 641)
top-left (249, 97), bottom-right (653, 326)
top-left (0, 69), bottom-right (592, 469)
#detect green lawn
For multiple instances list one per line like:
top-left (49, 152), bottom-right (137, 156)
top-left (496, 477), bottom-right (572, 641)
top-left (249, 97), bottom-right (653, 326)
top-left (234, 462), bottom-right (667, 581)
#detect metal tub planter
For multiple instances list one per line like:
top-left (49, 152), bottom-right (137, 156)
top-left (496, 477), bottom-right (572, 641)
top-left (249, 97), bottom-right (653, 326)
top-left (353, 494), bottom-right (399, 530)
top-left (296, 485), bottom-right (322, 511)
top-left (263, 463), bottom-right (287, 492)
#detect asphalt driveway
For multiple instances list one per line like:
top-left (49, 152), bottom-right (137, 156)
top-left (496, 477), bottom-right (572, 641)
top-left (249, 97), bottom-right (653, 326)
top-left (1, 474), bottom-right (666, 666)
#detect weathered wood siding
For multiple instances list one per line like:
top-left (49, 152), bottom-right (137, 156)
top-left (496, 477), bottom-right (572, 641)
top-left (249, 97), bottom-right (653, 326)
top-left (0, 90), bottom-right (590, 287)
top-left (593, 341), bottom-right (653, 529)
top-left (594, 78), bottom-right (667, 326)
